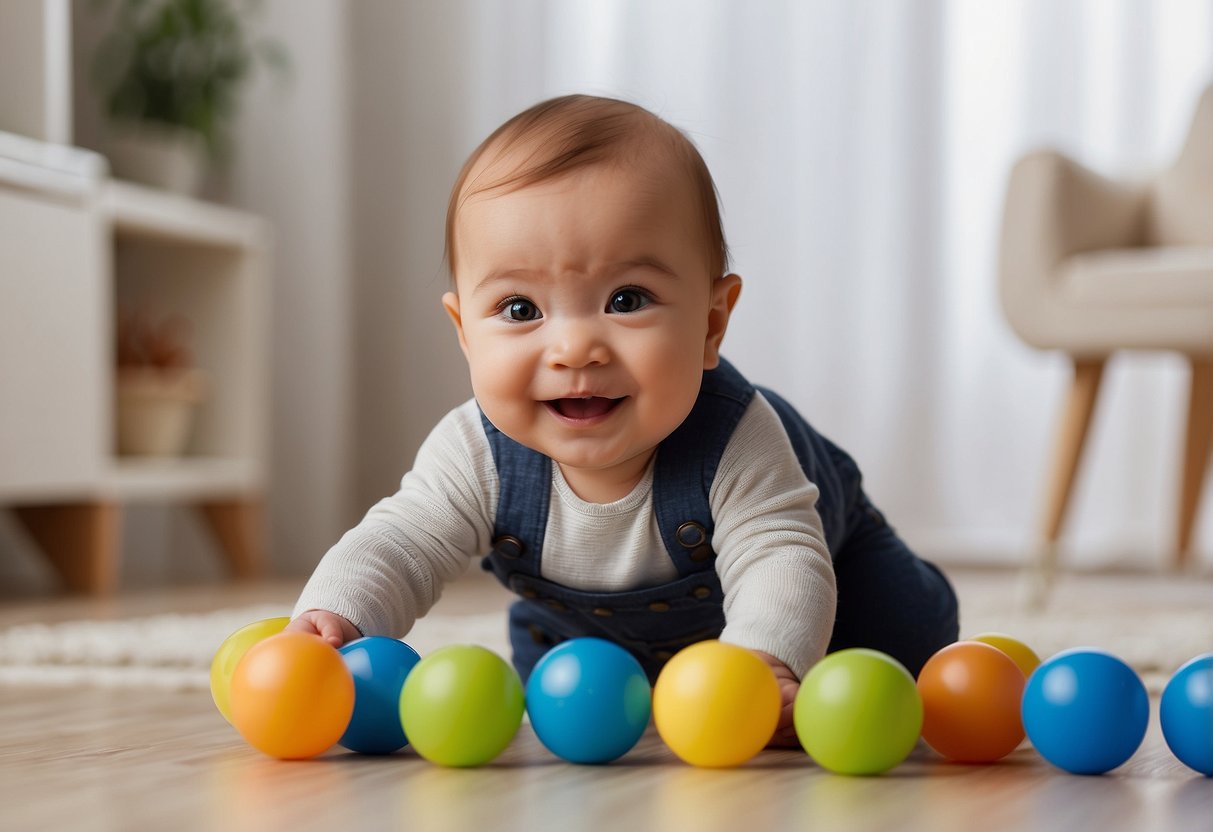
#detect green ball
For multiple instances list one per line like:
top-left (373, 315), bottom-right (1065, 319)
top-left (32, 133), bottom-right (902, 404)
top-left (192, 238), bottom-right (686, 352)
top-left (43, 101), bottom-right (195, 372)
top-left (794, 648), bottom-right (923, 775)
top-left (398, 644), bottom-right (524, 767)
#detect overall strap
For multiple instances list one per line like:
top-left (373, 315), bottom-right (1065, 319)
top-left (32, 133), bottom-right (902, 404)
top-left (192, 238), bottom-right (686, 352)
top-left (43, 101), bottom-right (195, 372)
top-left (480, 411), bottom-right (549, 579)
top-left (653, 358), bottom-right (756, 577)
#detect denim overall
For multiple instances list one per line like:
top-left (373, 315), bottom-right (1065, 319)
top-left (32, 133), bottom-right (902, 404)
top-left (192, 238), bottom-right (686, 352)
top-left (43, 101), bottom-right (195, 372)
top-left (480, 358), bottom-right (958, 683)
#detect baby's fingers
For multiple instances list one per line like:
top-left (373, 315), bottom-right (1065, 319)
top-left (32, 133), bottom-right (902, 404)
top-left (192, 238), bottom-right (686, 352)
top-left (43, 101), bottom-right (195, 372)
top-left (286, 612), bottom-right (348, 648)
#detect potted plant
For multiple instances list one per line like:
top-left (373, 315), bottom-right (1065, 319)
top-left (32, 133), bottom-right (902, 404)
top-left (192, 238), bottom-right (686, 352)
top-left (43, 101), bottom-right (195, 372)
top-left (114, 307), bottom-right (208, 457)
top-left (90, 0), bottom-right (286, 194)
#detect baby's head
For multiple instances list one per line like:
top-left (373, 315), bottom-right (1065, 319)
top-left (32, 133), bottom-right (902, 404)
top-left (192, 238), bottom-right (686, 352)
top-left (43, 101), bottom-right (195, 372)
top-left (442, 95), bottom-right (743, 500)
top-left (445, 94), bottom-right (729, 283)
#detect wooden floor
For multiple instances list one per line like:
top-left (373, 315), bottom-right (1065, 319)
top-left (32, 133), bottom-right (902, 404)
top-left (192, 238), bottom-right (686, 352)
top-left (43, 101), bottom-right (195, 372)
top-left (1, 567), bottom-right (1211, 831)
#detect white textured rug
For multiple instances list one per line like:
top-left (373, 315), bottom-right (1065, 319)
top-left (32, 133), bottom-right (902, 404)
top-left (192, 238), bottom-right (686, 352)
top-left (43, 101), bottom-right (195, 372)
top-left (0, 576), bottom-right (1207, 692)
top-left (0, 606), bottom-right (510, 691)
top-left (960, 606), bottom-right (1212, 692)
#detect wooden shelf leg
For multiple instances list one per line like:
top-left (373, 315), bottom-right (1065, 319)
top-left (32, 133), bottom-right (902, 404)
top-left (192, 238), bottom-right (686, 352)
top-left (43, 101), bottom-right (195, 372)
top-left (1177, 357), bottom-right (1213, 569)
top-left (12, 502), bottom-right (122, 595)
top-left (196, 498), bottom-right (266, 579)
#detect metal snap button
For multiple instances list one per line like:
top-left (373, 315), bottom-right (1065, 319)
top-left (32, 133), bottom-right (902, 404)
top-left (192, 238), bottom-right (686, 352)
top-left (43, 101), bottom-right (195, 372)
top-left (648, 601), bottom-right (671, 612)
top-left (544, 599), bottom-right (568, 612)
top-left (592, 607), bottom-right (614, 617)
top-left (519, 588), bottom-right (538, 599)
top-left (676, 521), bottom-right (707, 548)
top-left (691, 586), bottom-right (712, 599)
top-left (493, 535), bottom-right (525, 559)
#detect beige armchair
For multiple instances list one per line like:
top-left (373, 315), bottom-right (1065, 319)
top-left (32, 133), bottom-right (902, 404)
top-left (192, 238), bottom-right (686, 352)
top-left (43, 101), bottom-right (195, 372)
top-left (1000, 84), bottom-right (1213, 592)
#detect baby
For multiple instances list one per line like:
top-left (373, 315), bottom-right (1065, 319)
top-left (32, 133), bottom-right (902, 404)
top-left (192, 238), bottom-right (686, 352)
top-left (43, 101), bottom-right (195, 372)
top-left (287, 94), bottom-right (958, 746)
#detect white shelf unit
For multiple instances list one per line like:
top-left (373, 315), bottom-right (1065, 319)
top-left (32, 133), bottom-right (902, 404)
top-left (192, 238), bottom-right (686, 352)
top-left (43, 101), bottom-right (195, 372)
top-left (0, 149), bottom-right (271, 592)
top-left (0, 0), bottom-right (273, 593)
top-left (106, 182), bottom-right (271, 497)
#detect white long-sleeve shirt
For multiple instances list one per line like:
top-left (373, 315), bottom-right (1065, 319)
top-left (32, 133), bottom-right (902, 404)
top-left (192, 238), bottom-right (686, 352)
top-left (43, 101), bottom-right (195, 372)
top-left (294, 392), bottom-right (837, 677)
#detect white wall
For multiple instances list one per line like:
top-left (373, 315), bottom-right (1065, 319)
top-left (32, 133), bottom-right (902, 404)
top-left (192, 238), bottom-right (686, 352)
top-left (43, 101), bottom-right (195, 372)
top-left (347, 2), bottom-right (477, 510)
top-left (227, 0), bottom-right (357, 575)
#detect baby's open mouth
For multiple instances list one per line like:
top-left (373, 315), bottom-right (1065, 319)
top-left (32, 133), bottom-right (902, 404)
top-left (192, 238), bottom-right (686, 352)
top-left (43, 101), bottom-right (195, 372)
top-left (546, 397), bottom-right (624, 420)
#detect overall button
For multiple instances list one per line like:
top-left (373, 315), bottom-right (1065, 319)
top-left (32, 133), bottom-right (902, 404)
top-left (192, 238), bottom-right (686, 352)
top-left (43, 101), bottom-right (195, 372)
top-left (676, 521), bottom-right (707, 548)
top-left (648, 601), bottom-right (671, 612)
top-left (691, 586), bottom-right (712, 599)
top-left (544, 599), bottom-right (568, 613)
top-left (592, 607), bottom-right (614, 617)
top-left (689, 544), bottom-right (713, 563)
top-left (493, 535), bottom-right (525, 560)
top-left (519, 588), bottom-right (539, 599)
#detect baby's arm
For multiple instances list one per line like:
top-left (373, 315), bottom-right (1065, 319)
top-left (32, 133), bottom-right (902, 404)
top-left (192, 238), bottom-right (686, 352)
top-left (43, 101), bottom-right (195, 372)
top-left (285, 609), bottom-right (362, 648)
top-left (290, 402), bottom-right (497, 642)
top-left (710, 395), bottom-right (837, 747)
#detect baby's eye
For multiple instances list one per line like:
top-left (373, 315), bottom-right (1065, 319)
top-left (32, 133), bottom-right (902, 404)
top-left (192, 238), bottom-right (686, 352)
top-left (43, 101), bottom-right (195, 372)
top-left (502, 298), bottom-right (541, 321)
top-left (607, 289), bottom-right (651, 314)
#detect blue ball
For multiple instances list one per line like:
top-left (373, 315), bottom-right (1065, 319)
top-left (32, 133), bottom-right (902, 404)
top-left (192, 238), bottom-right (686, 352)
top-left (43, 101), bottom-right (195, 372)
top-left (526, 638), bottom-right (652, 764)
top-left (1022, 648), bottom-right (1149, 775)
top-left (1161, 653), bottom-right (1213, 776)
top-left (338, 636), bottom-right (422, 754)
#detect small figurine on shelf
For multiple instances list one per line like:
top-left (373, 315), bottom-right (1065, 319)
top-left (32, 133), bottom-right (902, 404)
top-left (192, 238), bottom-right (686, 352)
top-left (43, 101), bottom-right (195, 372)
top-left (115, 307), bottom-right (208, 457)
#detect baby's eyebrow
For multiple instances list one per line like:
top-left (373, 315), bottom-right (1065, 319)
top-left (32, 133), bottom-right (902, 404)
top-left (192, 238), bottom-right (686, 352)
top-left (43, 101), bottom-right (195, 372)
top-left (614, 257), bottom-right (679, 279)
top-left (473, 268), bottom-right (536, 295)
top-left (471, 257), bottom-right (679, 295)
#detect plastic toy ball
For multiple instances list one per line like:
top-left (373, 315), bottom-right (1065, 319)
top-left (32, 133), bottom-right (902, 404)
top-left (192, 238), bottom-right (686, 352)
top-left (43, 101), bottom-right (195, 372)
top-left (1022, 648), bottom-right (1149, 775)
top-left (399, 645), bottom-right (524, 767)
top-left (652, 640), bottom-right (780, 768)
top-left (970, 632), bottom-right (1041, 679)
top-left (229, 631), bottom-right (355, 759)
top-left (526, 638), bottom-right (652, 764)
top-left (794, 648), bottom-right (922, 775)
top-left (209, 616), bottom-right (289, 724)
top-left (338, 636), bottom-right (422, 755)
top-left (1160, 652), bottom-right (1213, 776)
top-left (917, 641), bottom-right (1026, 762)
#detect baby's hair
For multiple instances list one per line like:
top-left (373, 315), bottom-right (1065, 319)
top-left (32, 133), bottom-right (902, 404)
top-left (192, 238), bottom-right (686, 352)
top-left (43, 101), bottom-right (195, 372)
top-left (444, 94), bottom-right (730, 281)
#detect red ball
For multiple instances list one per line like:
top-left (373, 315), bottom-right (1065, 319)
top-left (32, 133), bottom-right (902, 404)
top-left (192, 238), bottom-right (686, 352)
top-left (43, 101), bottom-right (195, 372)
top-left (916, 641), bottom-right (1025, 762)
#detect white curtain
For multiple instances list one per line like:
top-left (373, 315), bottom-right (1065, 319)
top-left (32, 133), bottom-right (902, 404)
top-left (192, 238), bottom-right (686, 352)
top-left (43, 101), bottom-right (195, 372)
top-left (362, 0), bottom-right (1213, 569)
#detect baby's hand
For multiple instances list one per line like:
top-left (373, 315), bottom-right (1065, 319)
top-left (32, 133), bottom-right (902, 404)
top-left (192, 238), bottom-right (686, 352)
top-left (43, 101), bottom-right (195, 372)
top-left (285, 610), bottom-right (362, 648)
top-left (751, 650), bottom-right (801, 748)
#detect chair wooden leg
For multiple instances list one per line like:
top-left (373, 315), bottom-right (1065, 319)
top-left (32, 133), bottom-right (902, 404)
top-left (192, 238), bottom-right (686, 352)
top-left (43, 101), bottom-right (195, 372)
top-left (1025, 358), bottom-right (1106, 605)
top-left (12, 502), bottom-right (122, 595)
top-left (1177, 358), bottom-right (1213, 569)
top-left (196, 498), bottom-right (266, 579)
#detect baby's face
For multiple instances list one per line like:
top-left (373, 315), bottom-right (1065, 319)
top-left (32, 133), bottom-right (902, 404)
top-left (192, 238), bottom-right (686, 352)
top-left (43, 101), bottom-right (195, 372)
top-left (444, 157), bottom-right (739, 501)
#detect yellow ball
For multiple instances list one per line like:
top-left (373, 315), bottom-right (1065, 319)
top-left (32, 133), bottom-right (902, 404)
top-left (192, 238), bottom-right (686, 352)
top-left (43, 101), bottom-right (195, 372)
top-left (653, 640), bottom-right (781, 767)
top-left (970, 632), bottom-right (1041, 679)
top-left (209, 616), bottom-right (289, 723)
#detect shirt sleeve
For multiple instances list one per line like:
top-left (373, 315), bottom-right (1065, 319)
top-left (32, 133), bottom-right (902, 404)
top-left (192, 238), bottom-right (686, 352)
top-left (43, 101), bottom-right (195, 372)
top-left (711, 392), bottom-right (837, 679)
top-left (292, 400), bottom-right (498, 638)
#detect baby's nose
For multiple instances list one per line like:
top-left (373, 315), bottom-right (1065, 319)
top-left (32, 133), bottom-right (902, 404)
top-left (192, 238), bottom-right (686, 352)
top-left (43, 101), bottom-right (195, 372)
top-left (546, 321), bottom-right (610, 369)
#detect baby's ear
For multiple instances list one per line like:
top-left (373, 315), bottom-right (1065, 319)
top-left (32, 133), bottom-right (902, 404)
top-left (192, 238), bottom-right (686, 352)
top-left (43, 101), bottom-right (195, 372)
top-left (704, 274), bottom-right (742, 369)
top-left (442, 291), bottom-right (470, 358)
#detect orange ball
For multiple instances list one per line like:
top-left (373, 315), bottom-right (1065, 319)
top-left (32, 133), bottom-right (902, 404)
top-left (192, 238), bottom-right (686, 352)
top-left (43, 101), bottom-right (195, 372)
top-left (916, 641), bottom-right (1025, 762)
top-left (230, 631), bottom-right (355, 759)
